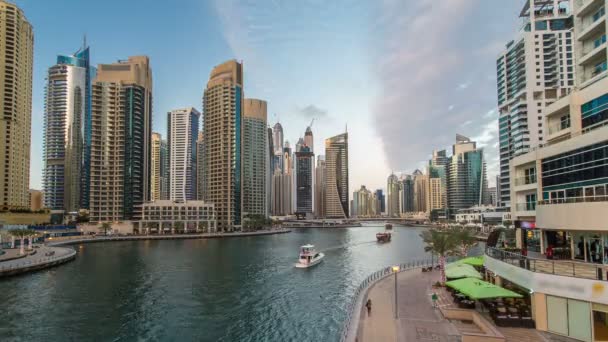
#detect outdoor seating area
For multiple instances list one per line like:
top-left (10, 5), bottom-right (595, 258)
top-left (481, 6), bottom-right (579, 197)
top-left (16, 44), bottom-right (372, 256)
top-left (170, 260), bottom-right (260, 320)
top-left (482, 298), bottom-right (535, 328)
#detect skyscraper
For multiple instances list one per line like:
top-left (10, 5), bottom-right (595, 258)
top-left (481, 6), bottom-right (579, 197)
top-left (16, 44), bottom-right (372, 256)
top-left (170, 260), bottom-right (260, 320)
top-left (324, 132), bottom-right (349, 218)
top-left (89, 56), bottom-right (153, 222)
top-left (150, 132), bottom-right (162, 201)
top-left (295, 145), bottom-right (314, 216)
top-left (497, 0), bottom-right (574, 207)
top-left (43, 47), bottom-right (87, 214)
top-left (272, 122), bottom-right (284, 173)
top-left (160, 139), bottom-right (169, 200)
top-left (304, 125), bottom-right (314, 153)
top-left (314, 155), bottom-right (326, 218)
top-left (168, 107), bottom-right (200, 202)
top-left (266, 127), bottom-right (273, 217)
top-left (0, 1), bottom-right (33, 210)
top-left (375, 189), bottom-right (385, 215)
top-left (412, 169), bottom-right (428, 213)
top-left (203, 60), bottom-right (243, 231)
top-left (243, 98), bottom-right (268, 217)
top-left (387, 173), bottom-right (400, 217)
top-left (196, 131), bottom-right (205, 200)
top-left (446, 135), bottom-right (489, 217)
top-left (400, 175), bottom-right (415, 213)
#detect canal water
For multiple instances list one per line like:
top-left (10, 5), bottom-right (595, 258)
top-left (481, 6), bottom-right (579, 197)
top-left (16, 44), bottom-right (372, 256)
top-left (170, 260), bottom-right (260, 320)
top-left (0, 224), bottom-right (482, 341)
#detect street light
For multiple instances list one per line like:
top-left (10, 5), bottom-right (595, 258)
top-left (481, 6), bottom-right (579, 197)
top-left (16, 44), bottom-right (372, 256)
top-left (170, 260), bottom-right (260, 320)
top-left (392, 265), bottom-right (400, 319)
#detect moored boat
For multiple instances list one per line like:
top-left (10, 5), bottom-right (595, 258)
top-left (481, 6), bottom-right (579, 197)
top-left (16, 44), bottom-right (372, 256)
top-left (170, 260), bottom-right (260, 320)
top-left (295, 244), bottom-right (324, 268)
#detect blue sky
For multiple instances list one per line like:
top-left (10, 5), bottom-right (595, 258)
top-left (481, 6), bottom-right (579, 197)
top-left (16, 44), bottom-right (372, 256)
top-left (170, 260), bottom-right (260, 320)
top-left (19, 0), bottom-right (522, 192)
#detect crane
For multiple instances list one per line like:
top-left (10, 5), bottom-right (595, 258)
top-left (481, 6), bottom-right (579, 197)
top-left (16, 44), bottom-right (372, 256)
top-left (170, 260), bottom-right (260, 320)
top-left (309, 118), bottom-right (315, 128)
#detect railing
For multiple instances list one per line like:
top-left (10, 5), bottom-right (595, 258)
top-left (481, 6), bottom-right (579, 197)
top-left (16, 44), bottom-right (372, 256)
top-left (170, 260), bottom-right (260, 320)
top-left (513, 175), bottom-right (537, 186)
top-left (339, 257), bottom-right (462, 342)
top-left (538, 195), bottom-right (608, 205)
top-left (0, 247), bottom-right (76, 273)
top-left (547, 118), bottom-right (570, 135)
top-left (486, 247), bottom-right (608, 281)
top-left (514, 202), bottom-right (536, 211)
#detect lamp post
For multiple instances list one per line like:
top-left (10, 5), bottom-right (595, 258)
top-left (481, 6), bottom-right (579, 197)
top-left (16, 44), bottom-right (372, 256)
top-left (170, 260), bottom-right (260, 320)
top-left (392, 265), bottom-right (400, 319)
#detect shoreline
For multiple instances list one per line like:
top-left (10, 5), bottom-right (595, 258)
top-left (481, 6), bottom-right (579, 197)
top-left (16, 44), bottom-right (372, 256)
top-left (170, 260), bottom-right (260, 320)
top-left (0, 246), bottom-right (76, 278)
top-left (46, 229), bottom-right (291, 246)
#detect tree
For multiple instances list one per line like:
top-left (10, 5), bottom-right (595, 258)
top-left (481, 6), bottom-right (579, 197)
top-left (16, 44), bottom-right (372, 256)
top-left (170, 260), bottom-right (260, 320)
top-left (452, 226), bottom-right (478, 256)
top-left (8, 229), bottom-right (29, 255)
top-left (174, 221), bottom-right (184, 233)
top-left (100, 222), bottom-right (111, 235)
top-left (420, 229), bottom-right (458, 285)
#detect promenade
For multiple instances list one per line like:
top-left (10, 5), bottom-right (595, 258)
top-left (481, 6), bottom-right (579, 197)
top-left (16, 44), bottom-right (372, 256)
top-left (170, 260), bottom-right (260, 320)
top-left (0, 245), bottom-right (76, 277)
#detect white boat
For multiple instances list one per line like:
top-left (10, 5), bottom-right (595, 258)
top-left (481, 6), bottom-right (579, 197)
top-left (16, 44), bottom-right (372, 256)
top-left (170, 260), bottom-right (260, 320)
top-left (295, 244), bottom-right (324, 268)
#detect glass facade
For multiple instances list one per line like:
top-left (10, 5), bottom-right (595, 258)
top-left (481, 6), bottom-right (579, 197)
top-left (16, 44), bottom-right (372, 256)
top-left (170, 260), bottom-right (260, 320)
top-left (234, 86), bottom-right (242, 226)
top-left (446, 149), bottom-right (488, 215)
top-left (581, 93), bottom-right (608, 130)
top-left (122, 86), bottom-right (146, 220)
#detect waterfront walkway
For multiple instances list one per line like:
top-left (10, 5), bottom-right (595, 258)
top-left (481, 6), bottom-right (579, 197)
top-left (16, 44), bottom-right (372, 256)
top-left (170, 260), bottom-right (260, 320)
top-left (0, 245), bottom-right (76, 277)
top-left (357, 268), bottom-right (573, 342)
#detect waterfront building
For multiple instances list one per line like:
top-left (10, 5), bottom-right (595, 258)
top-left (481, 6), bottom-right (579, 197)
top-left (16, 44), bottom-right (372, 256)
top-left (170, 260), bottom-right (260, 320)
top-left (0, 1), bottom-right (33, 210)
top-left (151, 133), bottom-right (162, 201)
top-left (445, 135), bottom-right (489, 217)
top-left (387, 173), bottom-right (400, 217)
top-left (43, 48), bottom-right (87, 214)
top-left (271, 168), bottom-right (292, 216)
top-left (428, 149), bottom-right (448, 219)
top-left (352, 185), bottom-right (376, 217)
top-left (266, 127), bottom-right (273, 217)
top-left (427, 176), bottom-right (444, 213)
top-left (136, 200), bottom-right (216, 234)
top-left (400, 174), bottom-right (415, 214)
top-left (413, 169), bottom-right (428, 213)
top-left (454, 205), bottom-right (510, 225)
top-left (29, 190), bottom-right (43, 211)
top-left (496, 0), bottom-right (575, 208)
top-left (272, 122), bottom-right (284, 173)
top-left (202, 60), bottom-right (243, 231)
top-left (168, 107), bottom-right (200, 202)
top-left (89, 56), bottom-right (153, 222)
top-left (375, 189), bottom-right (385, 215)
top-left (160, 139), bottom-right (169, 200)
top-left (430, 149), bottom-right (448, 167)
top-left (196, 132), bottom-right (205, 200)
top-left (314, 155), bottom-right (326, 218)
top-left (243, 99), bottom-right (268, 217)
top-left (486, 3), bottom-right (608, 338)
top-left (295, 145), bottom-right (314, 217)
top-left (324, 132), bottom-right (349, 218)
top-left (304, 125), bottom-right (314, 153)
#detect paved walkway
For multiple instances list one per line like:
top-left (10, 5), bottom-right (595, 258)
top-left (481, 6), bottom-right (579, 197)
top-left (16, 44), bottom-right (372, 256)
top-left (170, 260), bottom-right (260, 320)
top-left (0, 244), bottom-right (75, 275)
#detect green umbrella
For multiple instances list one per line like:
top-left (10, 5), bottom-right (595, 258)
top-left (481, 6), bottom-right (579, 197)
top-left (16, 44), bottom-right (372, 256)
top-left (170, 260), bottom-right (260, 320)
top-left (445, 264), bottom-right (482, 279)
top-left (454, 256), bottom-right (485, 267)
top-left (445, 278), bottom-right (523, 300)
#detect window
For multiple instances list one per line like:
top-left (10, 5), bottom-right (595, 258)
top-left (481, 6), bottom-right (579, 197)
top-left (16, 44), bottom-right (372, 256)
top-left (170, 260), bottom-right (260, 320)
top-left (593, 6), bottom-right (605, 22)
top-left (581, 92), bottom-right (608, 128)
top-left (594, 34), bottom-right (607, 48)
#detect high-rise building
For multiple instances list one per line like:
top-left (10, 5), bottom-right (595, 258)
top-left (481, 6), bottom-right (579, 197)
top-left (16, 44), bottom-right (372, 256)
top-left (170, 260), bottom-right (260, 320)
top-left (160, 139), bottom-right (169, 200)
top-left (89, 56), bottom-right (153, 222)
top-left (431, 149), bottom-right (448, 167)
top-left (304, 125), bottom-right (314, 153)
top-left (314, 155), bottom-right (326, 218)
top-left (400, 175), bottom-right (415, 214)
top-left (203, 60), bottom-right (243, 231)
top-left (352, 185), bottom-right (376, 217)
top-left (412, 169), bottom-right (428, 213)
top-left (0, 1), bottom-right (33, 210)
top-left (151, 132), bottom-right (162, 201)
top-left (266, 127), bottom-right (273, 217)
top-left (196, 132), bottom-right (205, 200)
top-left (168, 107), bottom-right (200, 202)
top-left (446, 135), bottom-right (489, 217)
top-left (272, 122), bottom-right (284, 173)
top-left (375, 189), bottom-right (385, 215)
top-left (497, 0), bottom-right (574, 208)
top-left (243, 98), bottom-right (267, 217)
top-left (324, 132), bottom-right (349, 218)
top-left (427, 163), bottom-right (446, 218)
top-left (43, 48), bottom-right (87, 214)
top-left (387, 173), bottom-right (400, 217)
top-left (295, 145), bottom-right (314, 216)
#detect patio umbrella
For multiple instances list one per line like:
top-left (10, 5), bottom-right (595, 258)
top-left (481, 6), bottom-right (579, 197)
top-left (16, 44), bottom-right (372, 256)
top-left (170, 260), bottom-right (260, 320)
top-left (445, 278), bottom-right (523, 300)
top-left (445, 264), bottom-right (482, 279)
top-left (454, 256), bottom-right (485, 267)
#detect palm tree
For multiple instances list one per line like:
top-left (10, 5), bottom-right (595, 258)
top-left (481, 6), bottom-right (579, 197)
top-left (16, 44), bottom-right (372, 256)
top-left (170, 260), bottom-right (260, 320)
top-left (100, 222), bottom-right (111, 236)
top-left (452, 226), bottom-right (478, 256)
top-left (420, 229), bottom-right (458, 285)
top-left (8, 229), bottom-right (28, 255)
top-left (174, 221), bottom-right (184, 234)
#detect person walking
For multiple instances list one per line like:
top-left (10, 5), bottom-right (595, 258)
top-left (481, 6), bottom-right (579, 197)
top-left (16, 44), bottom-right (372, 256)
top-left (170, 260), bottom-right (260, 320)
top-left (431, 292), bottom-right (438, 308)
top-left (366, 298), bottom-right (372, 316)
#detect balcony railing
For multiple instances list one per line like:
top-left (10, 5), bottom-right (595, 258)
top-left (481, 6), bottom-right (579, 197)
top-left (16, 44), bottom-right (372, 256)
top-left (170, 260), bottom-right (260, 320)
top-left (548, 118), bottom-right (571, 135)
top-left (515, 202), bottom-right (536, 211)
top-left (486, 247), bottom-right (608, 281)
top-left (538, 195), bottom-right (608, 205)
top-left (513, 175), bottom-right (537, 186)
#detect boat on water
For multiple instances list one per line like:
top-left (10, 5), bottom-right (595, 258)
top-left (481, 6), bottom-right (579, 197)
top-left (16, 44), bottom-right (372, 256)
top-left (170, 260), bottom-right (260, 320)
top-left (295, 244), bottom-right (325, 268)
top-left (376, 231), bottom-right (392, 243)
top-left (385, 223), bottom-right (393, 230)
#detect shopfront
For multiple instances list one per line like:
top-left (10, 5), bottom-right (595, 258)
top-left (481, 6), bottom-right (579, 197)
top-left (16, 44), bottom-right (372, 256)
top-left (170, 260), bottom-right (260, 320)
top-left (519, 221), bottom-right (541, 253)
top-left (572, 232), bottom-right (607, 264)
top-left (544, 230), bottom-right (572, 259)
top-left (546, 295), bottom-right (592, 341)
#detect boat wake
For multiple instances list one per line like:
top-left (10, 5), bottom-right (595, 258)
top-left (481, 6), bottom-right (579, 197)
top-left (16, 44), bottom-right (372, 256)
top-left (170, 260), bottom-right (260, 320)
top-left (321, 240), bottom-right (376, 253)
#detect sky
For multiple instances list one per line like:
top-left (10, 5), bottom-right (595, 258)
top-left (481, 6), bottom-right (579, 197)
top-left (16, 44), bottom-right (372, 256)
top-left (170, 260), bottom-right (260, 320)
top-left (19, 0), bottom-right (522, 193)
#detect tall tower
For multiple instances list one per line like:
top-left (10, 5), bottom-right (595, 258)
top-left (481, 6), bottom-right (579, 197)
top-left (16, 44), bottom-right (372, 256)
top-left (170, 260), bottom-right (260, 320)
top-left (272, 122), bottom-right (284, 173)
top-left (266, 127), bottom-right (274, 217)
top-left (89, 56), bottom-right (153, 222)
top-left (150, 132), bottom-right (162, 201)
top-left (386, 173), bottom-right (400, 217)
top-left (412, 169), bottom-right (428, 213)
top-left (196, 131), bottom-right (205, 200)
top-left (160, 139), bottom-right (169, 200)
top-left (497, 0), bottom-right (574, 208)
top-left (168, 107), bottom-right (200, 202)
top-left (203, 60), bottom-right (243, 231)
top-left (295, 145), bottom-right (314, 216)
top-left (314, 155), bottom-right (326, 218)
top-left (43, 52), bottom-right (86, 215)
top-left (304, 125), bottom-right (314, 153)
top-left (243, 98), bottom-right (268, 217)
top-left (0, 1), bottom-right (33, 210)
top-left (324, 132), bottom-right (349, 218)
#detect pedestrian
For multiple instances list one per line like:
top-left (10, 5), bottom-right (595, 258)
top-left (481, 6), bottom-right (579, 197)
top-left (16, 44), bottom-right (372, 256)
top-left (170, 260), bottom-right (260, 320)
top-left (431, 292), bottom-right (438, 308)
top-left (366, 298), bottom-right (372, 316)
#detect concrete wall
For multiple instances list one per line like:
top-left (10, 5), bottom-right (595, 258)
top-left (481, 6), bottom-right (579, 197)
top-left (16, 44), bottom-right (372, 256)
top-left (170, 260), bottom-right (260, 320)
top-left (441, 308), bottom-right (505, 342)
top-left (79, 221), bottom-right (134, 235)
top-left (537, 202), bottom-right (608, 231)
top-left (532, 292), bottom-right (548, 332)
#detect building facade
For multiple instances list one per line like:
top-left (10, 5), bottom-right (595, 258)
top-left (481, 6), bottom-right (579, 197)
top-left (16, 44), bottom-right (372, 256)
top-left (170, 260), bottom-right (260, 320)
top-left (400, 175), bottom-right (415, 214)
top-left (242, 98), bottom-right (267, 217)
top-left (314, 155), bottom-right (326, 218)
top-left (136, 200), bottom-right (216, 234)
top-left (497, 0), bottom-right (575, 207)
top-left (196, 131), bottom-right (204, 200)
top-left (160, 139), bottom-right (169, 200)
top-left (352, 185), bottom-right (376, 217)
top-left (202, 60), bottom-right (243, 231)
top-left (151, 132), bottom-right (162, 201)
top-left (324, 132), bottom-right (349, 218)
top-left (295, 145), bottom-right (314, 216)
top-left (0, 1), bottom-right (33, 210)
top-left (168, 107), bottom-right (200, 202)
top-left (89, 56), bottom-right (153, 222)
top-left (375, 189), bottom-right (385, 215)
top-left (29, 189), bottom-right (43, 211)
top-left (387, 174), bottom-right (400, 217)
top-left (413, 169), bottom-right (428, 213)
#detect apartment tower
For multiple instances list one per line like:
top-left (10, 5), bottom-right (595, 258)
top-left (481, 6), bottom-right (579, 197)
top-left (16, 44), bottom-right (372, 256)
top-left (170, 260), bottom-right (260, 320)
top-left (0, 1), bottom-right (33, 210)
top-left (168, 107), bottom-right (200, 202)
top-left (196, 131), bottom-right (205, 200)
top-left (243, 98), bottom-right (268, 217)
top-left (150, 132), bottom-right (162, 201)
top-left (203, 60), bottom-right (243, 231)
top-left (324, 132), bottom-right (349, 218)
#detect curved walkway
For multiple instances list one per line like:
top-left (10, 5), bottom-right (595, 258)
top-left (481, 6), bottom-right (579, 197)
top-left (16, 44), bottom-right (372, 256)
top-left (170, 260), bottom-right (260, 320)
top-left (0, 245), bottom-right (76, 278)
top-left (46, 229), bottom-right (291, 246)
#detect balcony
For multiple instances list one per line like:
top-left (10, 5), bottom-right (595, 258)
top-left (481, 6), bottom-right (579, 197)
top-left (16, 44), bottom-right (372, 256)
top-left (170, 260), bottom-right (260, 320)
top-left (537, 196), bottom-right (608, 230)
top-left (578, 12), bottom-right (606, 42)
top-left (546, 117), bottom-right (572, 142)
top-left (513, 202), bottom-right (536, 218)
top-left (578, 40), bottom-right (607, 67)
top-left (577, 0), bottom-right (604, 18)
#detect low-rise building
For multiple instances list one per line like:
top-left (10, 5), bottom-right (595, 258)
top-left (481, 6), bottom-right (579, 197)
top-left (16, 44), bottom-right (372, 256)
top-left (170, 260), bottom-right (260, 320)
top-left (454, 205), bottom-right (511, 225)
top-left (136, 200), bottom-right (217, 234)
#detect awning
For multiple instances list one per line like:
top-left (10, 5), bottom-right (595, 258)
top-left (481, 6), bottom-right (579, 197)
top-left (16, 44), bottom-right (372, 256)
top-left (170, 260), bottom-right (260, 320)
top-left (454, 256), bottom-right (485, 267)
top-left (445, 278), bottom-right (523, 300)
top-left (445, 264), bottom-right (482, 279)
